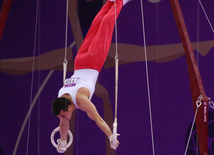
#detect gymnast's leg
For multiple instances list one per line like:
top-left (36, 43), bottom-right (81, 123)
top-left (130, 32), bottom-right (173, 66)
top-left (85, 0), bottom-right (124, 71)
top-left (74, 0), bottom-right (126, 71)
top-left (74, 1), bottom-right (114, 70)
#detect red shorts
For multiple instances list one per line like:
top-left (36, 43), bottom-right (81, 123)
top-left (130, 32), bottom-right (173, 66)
top-left (74, 0), bottom-right (123, 72)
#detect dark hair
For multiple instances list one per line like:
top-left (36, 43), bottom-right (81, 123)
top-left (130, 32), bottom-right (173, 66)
top-left (52, 97), bottom-right (71, 115)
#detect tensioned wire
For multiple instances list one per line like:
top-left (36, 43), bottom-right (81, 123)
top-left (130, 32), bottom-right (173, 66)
top-left (63, 0), bottom-right (69, 86)
top-left (140, 0), bottom-right (155, 155)
top-left (198, 0), bottom-right (214, 34)
top-left (184, 0), bottom-right (213, 154)
top-left (112, 0), bottom-right (119, 149)
top-left (26, 0), bottom-right (40, 154)
top-left (114, 0), bottom-right (118, 124)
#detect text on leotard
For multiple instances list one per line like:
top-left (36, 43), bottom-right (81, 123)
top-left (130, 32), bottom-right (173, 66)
top-left (65, 77), bottom-right (80, 87)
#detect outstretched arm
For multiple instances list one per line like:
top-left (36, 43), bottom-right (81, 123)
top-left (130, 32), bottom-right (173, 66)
top-left (86, 103), bottom-right (112, 137)
top-left (59, 117), bottom-right (69, 141)
top-left (55, 117), bottom-right (69, 153)
top-left (77, 87), bottom-right (112, 137)
top-left (76, 87), bottom-right (119, 149)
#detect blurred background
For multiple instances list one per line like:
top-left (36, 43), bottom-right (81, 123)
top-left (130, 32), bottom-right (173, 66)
top-left (0, 0), bottom-right (214, 154)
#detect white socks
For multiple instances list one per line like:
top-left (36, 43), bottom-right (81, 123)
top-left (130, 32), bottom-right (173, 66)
top-left (108, 0), bottom-right (130, 6)
top-left (123, 0), bottom-right (130, 5)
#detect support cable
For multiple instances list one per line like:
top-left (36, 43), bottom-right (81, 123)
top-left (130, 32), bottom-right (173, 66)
top-left (26, 0), bottom-right (40, 154)
top-left (198, 0), bottom-right (214, 34)
top-left (112, 0), bottom-right (119, 150)
top-left (63, 0), bottom-right (69, 85)
top-left (184, 95), bottom-right (203, 155)
top-left (140, 0), bottom-right (155, 154)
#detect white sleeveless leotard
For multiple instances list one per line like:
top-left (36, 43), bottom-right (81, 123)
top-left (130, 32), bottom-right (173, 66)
top-left (58, 69), bottom-right (99, 108)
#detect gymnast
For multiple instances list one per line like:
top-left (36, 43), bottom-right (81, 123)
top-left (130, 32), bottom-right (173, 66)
top-left (52, 0), bottom-right (129, 153)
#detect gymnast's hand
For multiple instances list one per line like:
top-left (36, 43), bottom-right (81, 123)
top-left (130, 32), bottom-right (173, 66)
top-left (109, 135), bottom-right (120, 150)
top-left (57, 139), bottom-right (67, 153)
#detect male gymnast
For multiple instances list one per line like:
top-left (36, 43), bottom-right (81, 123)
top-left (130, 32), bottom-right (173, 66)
top-left (52, 0), bottom-right (129, 153)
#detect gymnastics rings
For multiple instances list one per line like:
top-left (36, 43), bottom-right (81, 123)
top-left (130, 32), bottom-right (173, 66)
top-left (50, 126), bottom-right (73, 149)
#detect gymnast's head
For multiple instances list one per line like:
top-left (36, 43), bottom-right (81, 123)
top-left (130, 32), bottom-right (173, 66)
top-left (52, 97), bottom-right (73, 120)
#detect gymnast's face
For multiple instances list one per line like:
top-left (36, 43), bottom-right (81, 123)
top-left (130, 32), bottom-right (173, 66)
top-left (57, 105), bottom-right (73, 120)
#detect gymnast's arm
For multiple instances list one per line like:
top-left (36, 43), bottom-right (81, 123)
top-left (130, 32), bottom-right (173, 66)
top-left (59, 117), bottom-right (69, 141)
top-left (55, 116), bottom-right (69, 153)
top-left (76, 87), bottom-right (113, 138)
